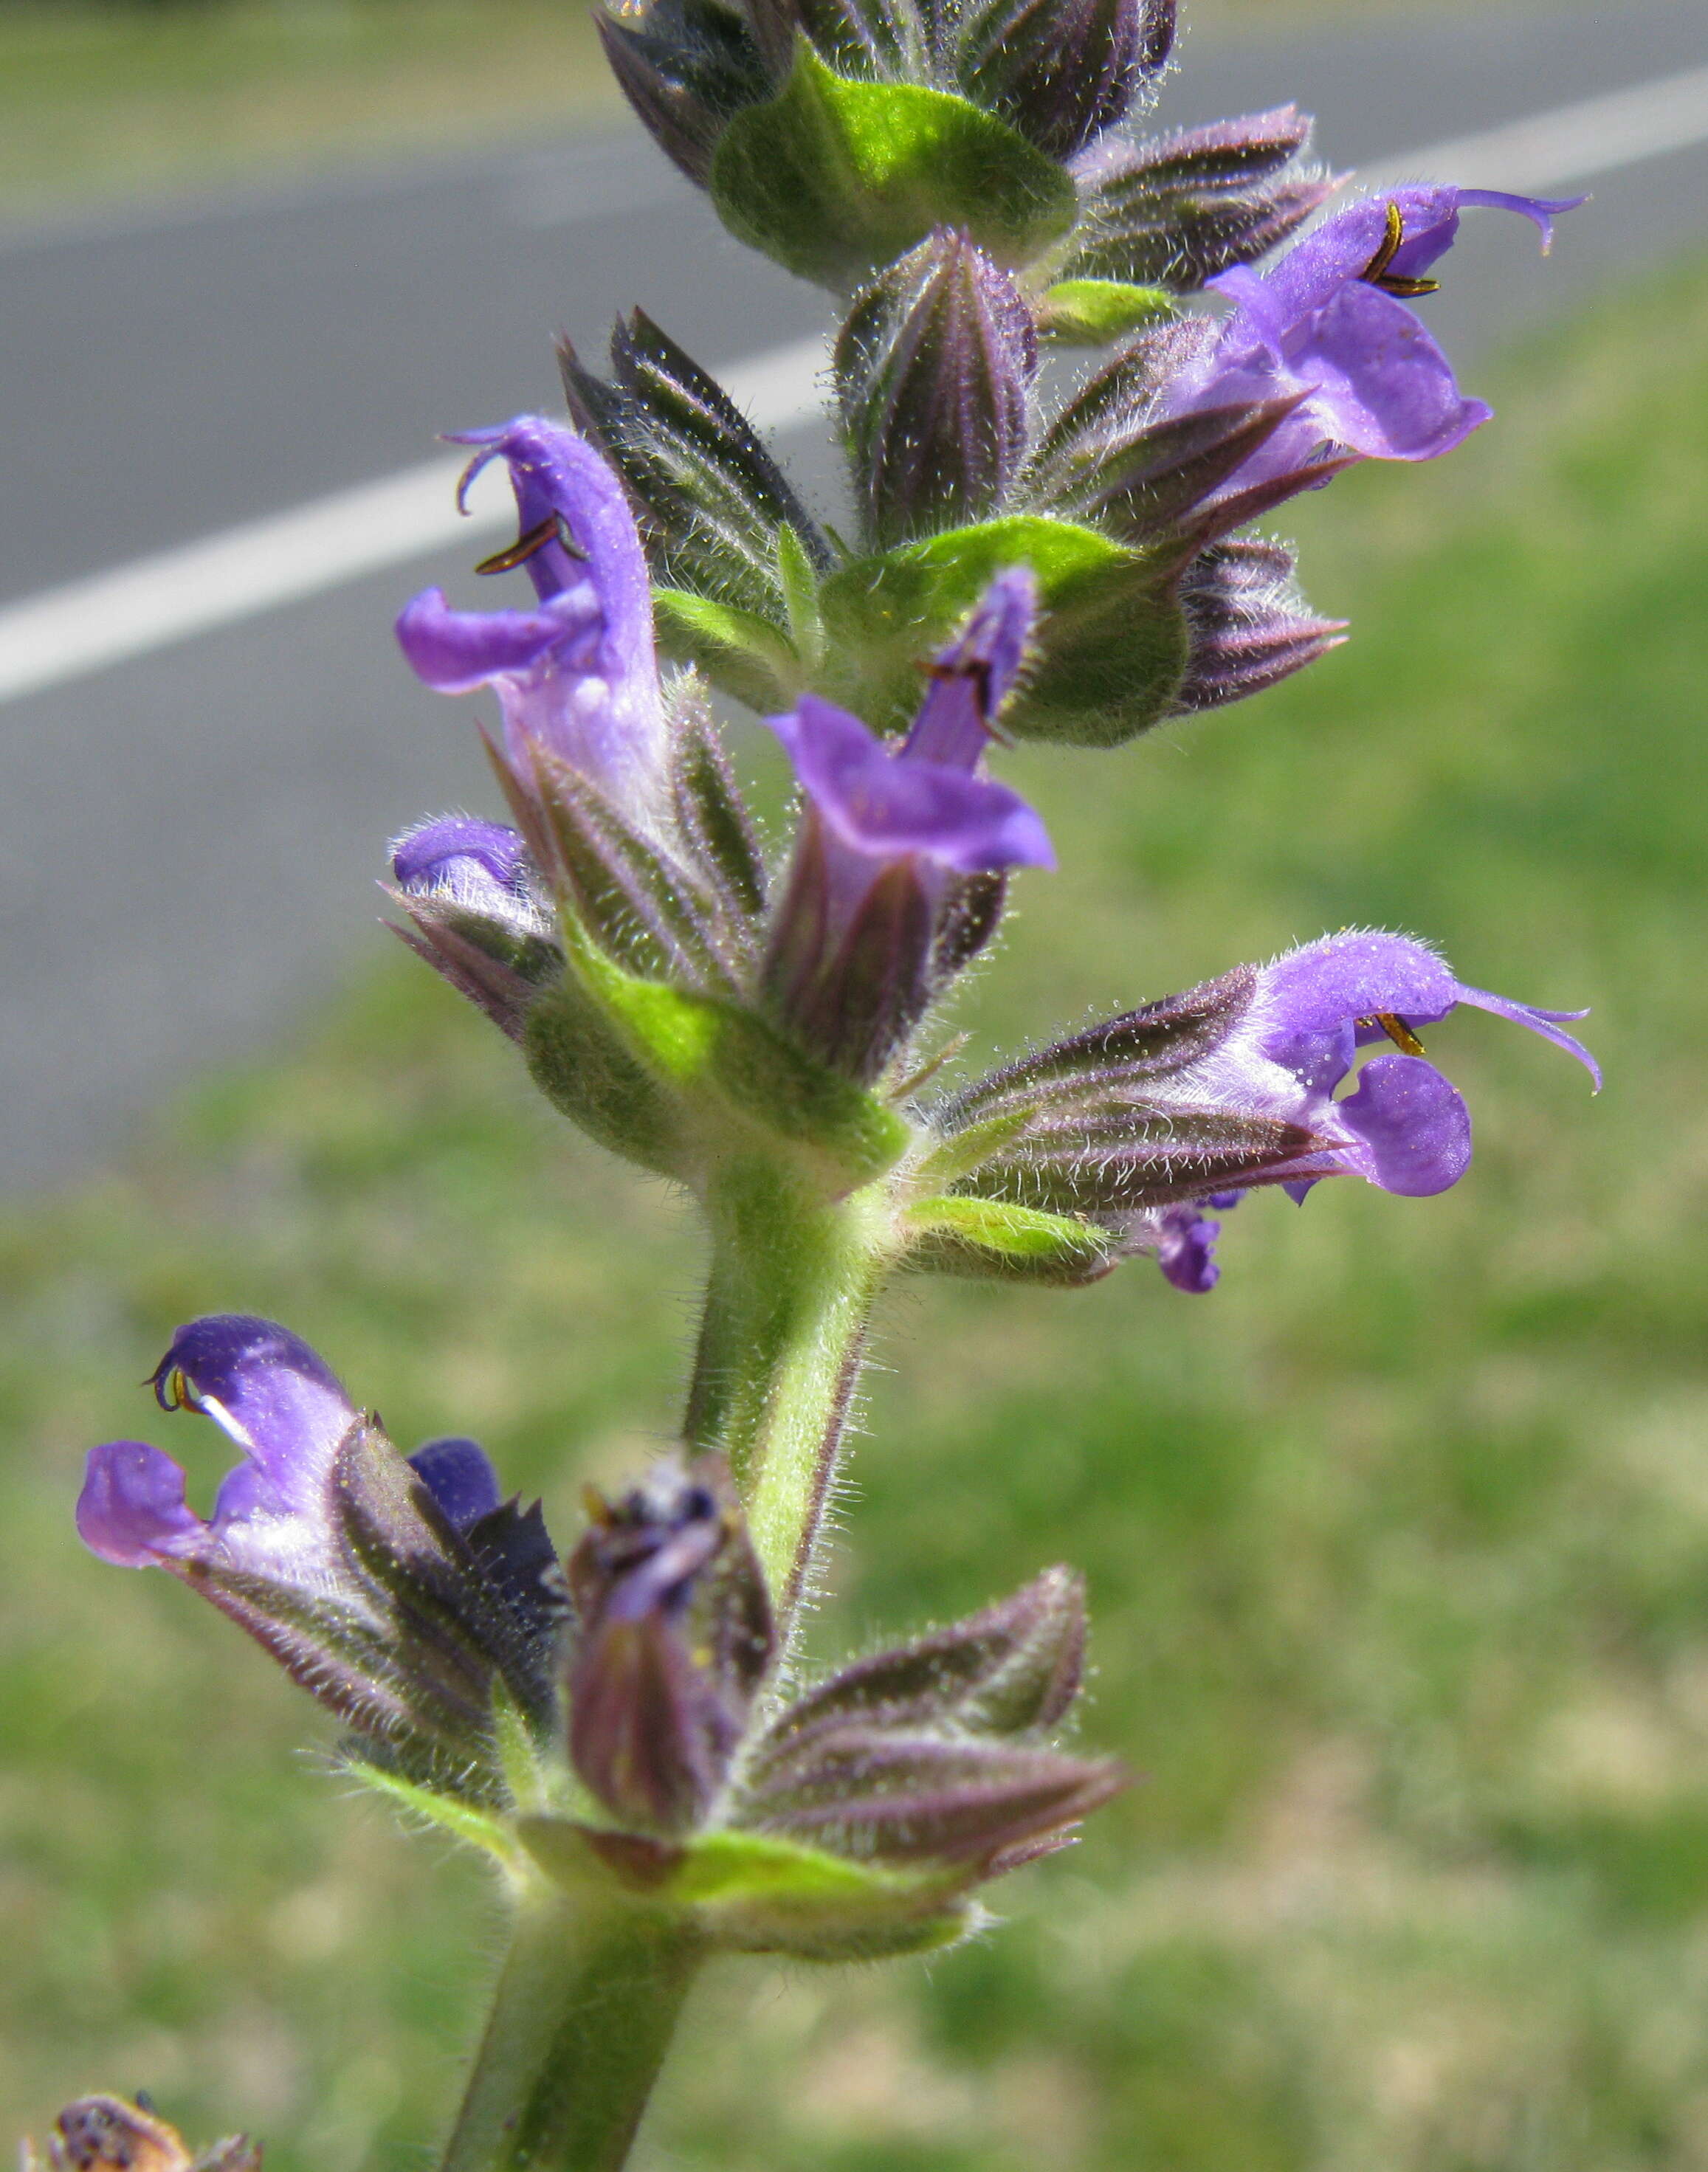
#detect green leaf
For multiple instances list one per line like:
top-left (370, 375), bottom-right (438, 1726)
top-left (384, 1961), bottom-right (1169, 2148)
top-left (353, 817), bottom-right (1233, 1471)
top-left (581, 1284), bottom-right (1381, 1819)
top-left (565, 926), bottom-right (913, 1191)
top-left (903, 1193), bottom-right (1116, 1284)
top-left (816, 514), bottom-right (1189, 745)
top-left (652, 587), bottom-right (804, 714)
top-left (1036, 278), bottom-right (1177, 345)
top-left (709, 45), bottom-right (1077, 289)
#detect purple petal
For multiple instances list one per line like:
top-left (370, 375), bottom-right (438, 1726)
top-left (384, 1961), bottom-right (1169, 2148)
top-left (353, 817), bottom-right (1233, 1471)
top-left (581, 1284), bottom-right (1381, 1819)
top-left (1256, 932), bottom-right (1456, 1091)
top-left (1247, 187), bottom-right (1464, 323)
top-left (1285, 279), bottom-right (1488, 461)
top-left (391, 816), bottom-right (535, 917)
top-left (1457, 188), bottom-right (1588, 252)
top-left (772, 695), bottom-right (1055, 875)
top-left (78, 1442), bottom-right (204, 1568)
top-left (151, 1315), bottom-right (356, 1528)
top-left (905, 568), bottom-right (1039, 770)
top-left (1332, 1052), bottom-right (1472, 1196)
top-left (408, 1436), bottom-right (503, 1532)
top-left (399, 416), bottom-right (666, 819)
top-left (396, 585), bottom-right (598, 693)
top-left (1456, 985), bottom-right (1602, 1089)
top-left (1154, 1202), bottom-right (1224, 1293)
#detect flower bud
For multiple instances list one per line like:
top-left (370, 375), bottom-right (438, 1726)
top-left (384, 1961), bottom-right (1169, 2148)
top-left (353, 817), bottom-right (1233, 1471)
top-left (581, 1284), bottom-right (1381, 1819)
top-left (559, 310), bottom-right (831, 627)
top-left (595, 0), bottom-right (771, 186)
top-left (958, 0), bottom-right (1177, 161)
top-left (837, 229), bottom-right (1037, 549)
top-left (1171, 538), bottom-right (1346, 711)
top-left (736, 1567), bottom-right (1120, 1876)
top-left (1064, 106), bottom-right (1332, 292)
top-left (566, 1459), bottom-right (774, 1834)
top-left (388, 817), bottom-right (562, 1041)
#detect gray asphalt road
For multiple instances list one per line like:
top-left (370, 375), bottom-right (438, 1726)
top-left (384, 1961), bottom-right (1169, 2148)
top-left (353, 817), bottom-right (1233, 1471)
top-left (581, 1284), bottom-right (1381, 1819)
top-left (3, 0), bottom-right (1705, 1190)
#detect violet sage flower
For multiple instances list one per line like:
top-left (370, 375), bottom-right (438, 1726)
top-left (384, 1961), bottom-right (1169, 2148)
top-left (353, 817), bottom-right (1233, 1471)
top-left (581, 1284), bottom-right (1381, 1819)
top-left (937, 931), bottom-right (1597, 1293)
top-left (1165, 186), bottom-right (1584, 497)
top-left (77, 1317), bottom-right (567, 1794)
top-left (78, 1315), bottom-right (361, 1587)
top-left (1123, 931), bottom-right (1599, 1286)
top-left (764, 568), bottom-right (1054, 1080)
top-left (392, 815), bottom-right (543, 922)
top-left (396, 416), bottom-right (667, 827)
top-left (77, 1314), bottom-right (519, 1585)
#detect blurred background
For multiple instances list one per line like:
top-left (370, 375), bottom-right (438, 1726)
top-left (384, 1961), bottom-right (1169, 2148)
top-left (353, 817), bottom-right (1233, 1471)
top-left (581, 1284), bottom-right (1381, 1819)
top-left (3, 1), bottom-right (1707, 2166)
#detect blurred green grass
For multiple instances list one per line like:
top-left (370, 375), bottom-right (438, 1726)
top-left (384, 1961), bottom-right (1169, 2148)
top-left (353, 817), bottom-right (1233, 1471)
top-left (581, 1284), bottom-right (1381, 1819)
top-left (0, 2), bottom-right (619, 214)
top-left (6, 254), bottom-right (1708, 2170)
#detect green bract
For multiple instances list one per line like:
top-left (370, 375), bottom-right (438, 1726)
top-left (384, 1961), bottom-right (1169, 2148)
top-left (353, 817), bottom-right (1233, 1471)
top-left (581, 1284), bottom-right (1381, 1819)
top-left (1036, 277), bottom-right (1178, 344)
top-left (554, 922), bottom-right (915, 1196)
top-left (903, 1193), bottom-right (1116, 1283)
top-left (709, 46), bottom-right (1078, 289)
top-left (652, 588), bottom-right (806, 713)
top-left (816, 514), bottom-right (1190, 745)
top-left (517, 1818), bottom-right (975, 1961)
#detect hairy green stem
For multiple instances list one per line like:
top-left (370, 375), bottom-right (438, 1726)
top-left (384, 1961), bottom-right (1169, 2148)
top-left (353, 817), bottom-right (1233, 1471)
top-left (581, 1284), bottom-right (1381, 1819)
top-left (438, 1158), bottom-right (889, 2172)
top-left (685, 1153), bottom-right (891, 1634)
top-left (438, 1883), bottom-right (701, 2172)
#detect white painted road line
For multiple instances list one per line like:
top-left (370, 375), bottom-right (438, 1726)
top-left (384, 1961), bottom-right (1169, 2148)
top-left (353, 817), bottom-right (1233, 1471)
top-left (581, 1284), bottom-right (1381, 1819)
top-left (4, 55), bottom-right (1708, 709)
top-left (0, 334), bottom-right (828, 709)
top-left (1361, 61), bottom-right (1708, 195)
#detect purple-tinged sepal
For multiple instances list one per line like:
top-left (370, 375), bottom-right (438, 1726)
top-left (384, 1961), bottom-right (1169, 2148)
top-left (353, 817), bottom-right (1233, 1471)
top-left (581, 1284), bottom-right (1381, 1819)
top-left (387, 816), bottom-right (562, 1041)
top-left (1062, 106), bottom-right (1333, 292)
top-left (559, 310), bottom-right (832, 630)
top-left (565, 1457), bottom-right (774, 1834)
top-left (957, 0), bottom-right (1176, 161)
top-left (836, 229), bottom-right (1038, 549)
top-left (1018, 315), bottom-right (1338, 554)
top-left (78, 1317), bottom-right (568, 1804)
top-left (1171, 537), bottom-right (1346, 712)
top-left (733, 1565), bottom-right (1120, 1880)
top-left (765, 570), bottom-right (1053, 1082)
top-left (735, 1730), bottom-right (1123, 1872)
top-left (593, 0), bottom-right (773, 187)
top-left (762, 1565), bottom-right (1087, 1747)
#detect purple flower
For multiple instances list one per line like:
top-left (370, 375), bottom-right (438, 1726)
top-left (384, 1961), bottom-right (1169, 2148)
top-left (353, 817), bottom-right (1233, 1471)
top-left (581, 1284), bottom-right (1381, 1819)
top-left (772, 567), bottom-right (1053, 914)
top-left (406, 1435), bottom-right (505, 1532)
top-left (396, 417), bottom-right (666, 824)
top-left (391, 816), bottom-right (539, 918)
top-left (78, 1316), bottom-right (359, 1587)
top-left (1121, 932), bottom-right (1597, 1287)
top-left (1165, 187), bottom-right (1583, 497)
top-left (764, 570), bottom-right (1053, 1078)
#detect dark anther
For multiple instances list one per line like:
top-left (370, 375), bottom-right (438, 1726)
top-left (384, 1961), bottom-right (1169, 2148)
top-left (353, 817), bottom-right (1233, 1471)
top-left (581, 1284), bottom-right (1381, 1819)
top-left (475, 511), bottom-right (586, 576)
top-left (1359, 1010), bottom-right (1428, 1056)
top-left (1359, 202), bottom-right (1442, 299)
